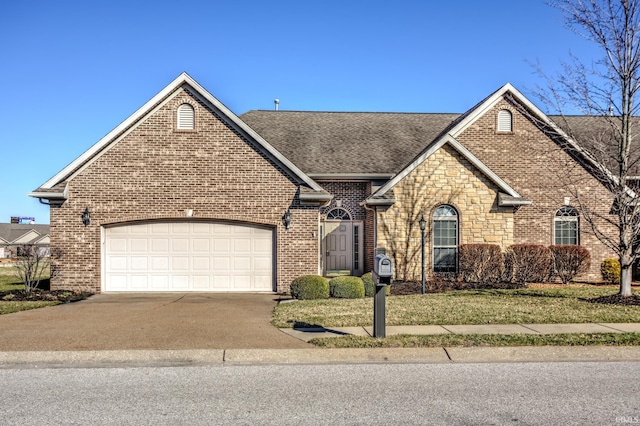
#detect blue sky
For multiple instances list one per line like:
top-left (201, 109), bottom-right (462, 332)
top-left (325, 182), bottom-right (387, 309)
top-left (1, 0), bottom-right (599, 224)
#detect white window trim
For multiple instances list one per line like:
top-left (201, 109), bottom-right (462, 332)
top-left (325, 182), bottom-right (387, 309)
top-left (433, 205), bottom-right (458, 273)
top-left (554, 207), bottom-right (580, 245)
top-left (326, 207), bottom-right (352, 220)
top-left (497, 109), bottom-right (513, 132)
top-left (177, 103), bottom-right (195, 130)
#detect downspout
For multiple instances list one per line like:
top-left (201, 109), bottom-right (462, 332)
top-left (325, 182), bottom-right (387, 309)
top-left (360, 201), bottom-right (378, 263)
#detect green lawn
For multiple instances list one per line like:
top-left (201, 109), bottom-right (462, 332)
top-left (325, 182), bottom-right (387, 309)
top-left (0, 266), bottom-right (25, 292)
top-left (272, 286), bottom-right (640, 328)
top-left (0, 266), bottom-right (58, 314)
top-left (0, 300), bottom-right (59, 315)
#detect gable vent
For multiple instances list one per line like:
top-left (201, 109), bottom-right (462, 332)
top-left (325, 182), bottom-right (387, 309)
top-left (177, 103), bottom-right (195, 129)
top-left (497, 109), bottom-right (512, 132)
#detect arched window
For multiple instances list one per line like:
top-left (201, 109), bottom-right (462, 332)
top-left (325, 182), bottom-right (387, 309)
top-left (326, 208), bottom-right (351, 220)
top-left (555, 206), bottom-right (579, 245)
top-left (497, 109), bottom-right (512, 132)
top-left (177, 104), bottom-right (195, 130)
top-left (433, 205), bottom-right (458, 273)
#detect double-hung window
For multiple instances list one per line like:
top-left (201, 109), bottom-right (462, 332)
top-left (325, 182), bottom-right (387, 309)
top-left (433, 205), bottom-right (458, 273)
top-left (554, 206), bottom-right (579, 245)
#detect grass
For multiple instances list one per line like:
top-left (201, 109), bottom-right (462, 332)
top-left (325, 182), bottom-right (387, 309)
top-left (0, 266), bottom-right (25, 292)
top-left (272, 285), bottom-right (640, 328)
top-left (310, 332), bottom-right (640, 348)
top-left (0, 266), bottom-right (59, 314)
top-left (0, 300), bottom-right (60, 315)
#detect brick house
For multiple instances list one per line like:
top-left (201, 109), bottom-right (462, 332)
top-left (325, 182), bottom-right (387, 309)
top-left (30, 73), bottom-right (616, 293)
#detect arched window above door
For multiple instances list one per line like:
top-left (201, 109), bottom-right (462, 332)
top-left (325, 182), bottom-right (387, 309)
top-left (326, 208), bottom-right (352, 220)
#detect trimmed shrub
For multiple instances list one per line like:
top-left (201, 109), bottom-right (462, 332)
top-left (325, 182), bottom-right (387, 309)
top-left (502, 248), bottom-right (515, 283)
top-left (601, 258), bottom-right (621, 284)
top-left (549, 245), bottom-right (591, 284)
top-left (361, 272), bottom-right (390, 297)
top-left (329, 276), bottom-right (365, 299)
top-left (458, 244), bottom-right (504, 284)
top-left (289, 275), bottom-right (329, 300)
top-left (509, 244), bottom-right (553, 284)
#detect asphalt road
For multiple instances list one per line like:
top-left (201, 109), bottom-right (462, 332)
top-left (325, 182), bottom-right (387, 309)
top-left (2, 362), bottom-right (639, 425)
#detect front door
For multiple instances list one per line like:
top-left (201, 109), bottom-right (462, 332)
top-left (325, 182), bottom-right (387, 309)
top-left (323, 221), bottom-right (353, 275)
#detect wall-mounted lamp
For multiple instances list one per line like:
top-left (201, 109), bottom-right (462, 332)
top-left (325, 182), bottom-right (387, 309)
top-left (283, 209), bottom-right (292, 229)
top-left (82, 208), bottom-right (91, 227)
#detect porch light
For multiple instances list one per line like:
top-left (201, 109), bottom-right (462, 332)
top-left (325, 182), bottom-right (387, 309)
top-left (283, 209), bottom-right (292, 229)
top-left (419, 215), bottom-right (426, 295)
top-left (419, 215), bottom-right (427, 231)
top-left (82, 208), bottom-right (91, 226)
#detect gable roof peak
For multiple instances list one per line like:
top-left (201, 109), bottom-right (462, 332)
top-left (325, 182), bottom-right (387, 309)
top-left (30, 72), bottom-right (325, 199)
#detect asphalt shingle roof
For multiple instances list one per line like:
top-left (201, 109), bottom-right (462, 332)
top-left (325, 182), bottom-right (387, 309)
top-left (240, 111), bottom-right (461, 175)
top-left (550, 115), bottom-right (640, 176)
top-left (241, 110), bottom-right (638, 179)
top-left (0, 224), bottom-right (50, 245)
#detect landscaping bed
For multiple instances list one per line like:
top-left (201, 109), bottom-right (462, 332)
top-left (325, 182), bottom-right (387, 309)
top-left (0, 269), bottom-right (91, 315)
top-left (0, 290), bottom-right (89, 303)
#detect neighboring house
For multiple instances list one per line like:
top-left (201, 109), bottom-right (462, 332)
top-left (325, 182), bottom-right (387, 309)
top-left (30, 73), bottom-right (616, 293)
top-left (0, 223), bottom-right (51, 261)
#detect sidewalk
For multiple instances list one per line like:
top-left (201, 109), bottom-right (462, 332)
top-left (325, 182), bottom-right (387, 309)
top-left (1, 323), bottom-right (640, 367)
top-left (280, 323), bottom-right (640, 342)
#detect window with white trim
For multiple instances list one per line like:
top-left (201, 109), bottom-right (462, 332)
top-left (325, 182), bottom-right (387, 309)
top-left (177, 103), bottom-right (195, 130)
top-left (326, 208), bottom-right (351, 220)
top-left (554, 206), bottom-right (579, 245)
top-left (433, 205), bottom-right (458, 273)
top-left (497, 109), bottom-right (512, 132)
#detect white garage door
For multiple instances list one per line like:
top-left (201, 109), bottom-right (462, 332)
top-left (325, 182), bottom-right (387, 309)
top-left (104, 222), bottom-right (273, 292)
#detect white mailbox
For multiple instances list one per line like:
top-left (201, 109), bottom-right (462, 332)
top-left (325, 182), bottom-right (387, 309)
top-left (373, 254), bottom-right (393, 278)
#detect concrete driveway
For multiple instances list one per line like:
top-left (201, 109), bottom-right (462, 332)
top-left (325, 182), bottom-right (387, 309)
top-left (0, 293), bottom-right (310, 351)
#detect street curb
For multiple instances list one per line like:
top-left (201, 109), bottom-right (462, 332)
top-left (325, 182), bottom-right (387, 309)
top-left (224, 348), bottom-right (451, 364)
top-left (445, 346), bottom-right (640, 363)
top-left (0, 349), bottom-right (225, 367)
top-left (0, 346), bottom-right (639, 367)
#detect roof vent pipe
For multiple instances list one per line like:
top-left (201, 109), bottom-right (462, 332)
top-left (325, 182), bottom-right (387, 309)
top-left (274, 99), bottom-right (279, 111)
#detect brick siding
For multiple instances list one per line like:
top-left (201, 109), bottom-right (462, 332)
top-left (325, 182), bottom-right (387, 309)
top-left (454, 97), bottom-right (616, 280)
top-left (49, 88), bottom-right (319, 293)
top-left (318, 181), bottom-right (370, 276)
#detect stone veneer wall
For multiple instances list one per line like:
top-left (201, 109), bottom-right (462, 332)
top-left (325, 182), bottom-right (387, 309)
top-left (49, 87), bottom-right (319, 293)
top-left (376, 144), bottom-right (514, 281)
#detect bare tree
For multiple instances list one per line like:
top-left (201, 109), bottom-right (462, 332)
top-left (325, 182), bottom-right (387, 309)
top-left (535, 0), bottom-right (640, 296)
top-left (12, 244), bottom-right (50, 293)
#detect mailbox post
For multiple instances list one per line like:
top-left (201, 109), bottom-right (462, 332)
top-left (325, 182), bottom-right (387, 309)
top-left (372, 254), bottom-right (393, 338)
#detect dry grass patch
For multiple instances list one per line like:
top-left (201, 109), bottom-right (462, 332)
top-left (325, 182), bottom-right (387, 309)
top-left (310, 333), bottom-right (640, 348)
top-left (0, 300), bottom-right (59, 315)
top-left (273, 286), bottom-right (640, 328)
